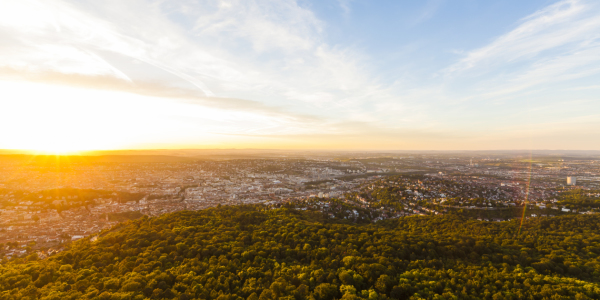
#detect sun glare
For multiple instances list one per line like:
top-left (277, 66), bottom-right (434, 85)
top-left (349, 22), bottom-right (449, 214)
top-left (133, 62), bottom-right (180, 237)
top-left (0, 81), bottom-right (144, 153)
top-left (0, 80), bottom-right (278, 153)
top-left (23, 143), bottom-right (89, 156)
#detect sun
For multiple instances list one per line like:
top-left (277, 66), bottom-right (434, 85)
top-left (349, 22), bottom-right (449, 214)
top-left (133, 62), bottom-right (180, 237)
top-left (26, 143), bottom-right (88, 155)
top-left (10, 132), bottom-right (100, 155)
top-left (0, 81), bottom-right (135, 154)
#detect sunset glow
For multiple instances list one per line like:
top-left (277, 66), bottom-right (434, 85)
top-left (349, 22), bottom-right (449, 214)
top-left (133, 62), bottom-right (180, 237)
top-left (1, 0), bottom-right (600, 151)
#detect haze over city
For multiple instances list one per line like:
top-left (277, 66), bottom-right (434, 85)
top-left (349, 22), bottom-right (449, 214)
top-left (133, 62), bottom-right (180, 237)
top-left (1, 0), bottom-right (600, 153)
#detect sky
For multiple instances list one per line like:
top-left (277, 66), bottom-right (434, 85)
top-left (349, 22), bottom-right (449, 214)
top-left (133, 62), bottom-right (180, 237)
top-left (0, 0), bottom-right (599, 153)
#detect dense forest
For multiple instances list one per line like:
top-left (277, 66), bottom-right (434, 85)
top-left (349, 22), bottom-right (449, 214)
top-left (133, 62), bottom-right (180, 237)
top-left (558, 189), bottom-right (600, 209)
top-left (1, 205), bottom-right (600, 300)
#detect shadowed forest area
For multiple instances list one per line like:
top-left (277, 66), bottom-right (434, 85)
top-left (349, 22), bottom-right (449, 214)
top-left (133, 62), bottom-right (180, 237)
top-left (1, 205), bottom-right (599, 300)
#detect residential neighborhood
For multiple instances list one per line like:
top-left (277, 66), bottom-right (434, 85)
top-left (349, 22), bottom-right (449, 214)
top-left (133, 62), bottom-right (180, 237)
top-left (1, 152), bottom-right (599, 259)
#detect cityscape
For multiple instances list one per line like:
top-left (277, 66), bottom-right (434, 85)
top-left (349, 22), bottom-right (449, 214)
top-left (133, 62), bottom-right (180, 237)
top-left (2, 151), bottom-right (598, 260)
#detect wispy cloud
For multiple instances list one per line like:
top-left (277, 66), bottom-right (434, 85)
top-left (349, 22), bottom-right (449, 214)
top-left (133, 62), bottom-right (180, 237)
top-left (445, 0), bottom-right (598, 75)
top-left (1, 0), bottom-right (600, 149)
top-left (435, 0), bottom-right (600, 113)
top-left (410, 0), bottom-right (444, 26)
top-left (564, 84), bottom-right (600, 91)
top-left (336, 0), bottom-right (353, 18)
top-left (0, 0), bottom-right (389, 136)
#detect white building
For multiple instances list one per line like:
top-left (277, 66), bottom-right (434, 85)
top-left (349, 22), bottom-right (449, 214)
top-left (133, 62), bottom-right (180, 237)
top-left (567, 176), bottom-right (577, 186)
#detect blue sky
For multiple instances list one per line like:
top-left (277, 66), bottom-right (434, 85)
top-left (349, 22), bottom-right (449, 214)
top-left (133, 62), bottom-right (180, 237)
top-left (0, 0), bottom-right (599, 151)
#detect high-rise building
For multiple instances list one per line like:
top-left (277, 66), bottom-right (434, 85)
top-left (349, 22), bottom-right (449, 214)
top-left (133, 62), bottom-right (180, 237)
top-left (567, 176), bottom-right (576, 186)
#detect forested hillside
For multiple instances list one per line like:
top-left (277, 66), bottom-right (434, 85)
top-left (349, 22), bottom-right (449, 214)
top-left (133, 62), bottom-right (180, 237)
top-left (1, 206), bottom-right (600, 300)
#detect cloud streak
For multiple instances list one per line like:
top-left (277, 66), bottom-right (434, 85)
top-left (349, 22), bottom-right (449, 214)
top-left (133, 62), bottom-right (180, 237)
top-left (445, 0), bottom-right (599, 75)
top-left (0, 0), bottom-right (388, 124)
top-left (0, 0), bottom-right (600, 149)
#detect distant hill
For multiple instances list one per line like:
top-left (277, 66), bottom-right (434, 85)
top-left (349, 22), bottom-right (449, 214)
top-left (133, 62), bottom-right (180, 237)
top-left (1, 206), bottom-right (599, 300)
top-left (2, 148), bottom-right (599, 160)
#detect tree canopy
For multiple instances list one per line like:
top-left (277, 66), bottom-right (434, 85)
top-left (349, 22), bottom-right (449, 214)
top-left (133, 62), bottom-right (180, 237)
top-left (1, 205), bottom-right (600, 300)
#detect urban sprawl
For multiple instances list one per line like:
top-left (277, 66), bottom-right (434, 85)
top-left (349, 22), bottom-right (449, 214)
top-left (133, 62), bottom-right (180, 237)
top-left (1, 153), bottom-right (599, 260)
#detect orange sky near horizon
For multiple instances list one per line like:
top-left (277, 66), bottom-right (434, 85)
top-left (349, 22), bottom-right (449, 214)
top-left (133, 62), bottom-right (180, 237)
top-left (2, 0), bottom-right (600, 153)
